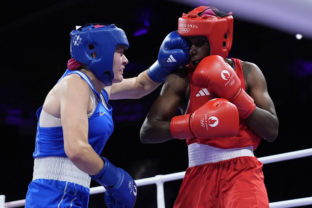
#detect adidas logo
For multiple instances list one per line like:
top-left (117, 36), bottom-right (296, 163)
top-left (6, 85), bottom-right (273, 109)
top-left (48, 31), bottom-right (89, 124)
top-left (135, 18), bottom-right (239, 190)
top-left (196, 88), bottom-right (210, 97)
top-left (166, 55), bottom-right (176, 63)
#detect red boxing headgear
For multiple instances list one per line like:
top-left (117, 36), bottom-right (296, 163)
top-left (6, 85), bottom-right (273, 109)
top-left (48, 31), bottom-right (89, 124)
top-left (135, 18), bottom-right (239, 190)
top-left (178, 6), bottom-right (233, 58)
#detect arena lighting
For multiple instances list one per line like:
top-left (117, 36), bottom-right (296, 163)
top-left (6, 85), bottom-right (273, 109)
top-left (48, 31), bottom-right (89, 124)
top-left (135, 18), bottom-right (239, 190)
top-left (134, 28), bottom-right (149, 37)
top-left (171, 0), bottom-right (312, 39)
top-left (291, 59), bottom-right (312, 78)
top-left (133, 8), bottom-right (152, 37)
top-left (5, 108), bottom-right (22, 125)
top-left (295, 33), bottom-right (303, 40)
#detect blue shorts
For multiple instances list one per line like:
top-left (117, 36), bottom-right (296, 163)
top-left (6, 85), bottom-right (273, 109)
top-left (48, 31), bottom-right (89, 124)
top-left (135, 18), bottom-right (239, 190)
top-left (25, 179), bottom-right (90, 208)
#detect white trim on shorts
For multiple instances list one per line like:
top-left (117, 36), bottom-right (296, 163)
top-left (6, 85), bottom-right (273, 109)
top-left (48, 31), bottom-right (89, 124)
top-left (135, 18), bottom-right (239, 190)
top-left (188, 143), bottom-right (254, 167)
top-left (32, 157), bottom-right (91, 188)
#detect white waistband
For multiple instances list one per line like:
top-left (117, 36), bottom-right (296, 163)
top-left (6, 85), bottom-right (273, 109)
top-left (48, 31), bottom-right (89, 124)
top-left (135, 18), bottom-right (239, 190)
top-left (33, 157), bottom-right (91, 188)
top-left (188, 143), bottom-right (254, 167)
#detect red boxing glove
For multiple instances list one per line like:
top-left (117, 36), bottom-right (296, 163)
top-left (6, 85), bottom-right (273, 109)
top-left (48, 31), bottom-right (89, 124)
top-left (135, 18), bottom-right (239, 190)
top-left (170, 98), bottom-right (239, 139)
top-left (193, 55), bottom-right (256, 119)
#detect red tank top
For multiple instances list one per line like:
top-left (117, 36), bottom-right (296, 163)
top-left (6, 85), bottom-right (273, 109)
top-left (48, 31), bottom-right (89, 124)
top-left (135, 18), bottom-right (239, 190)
top-left (186, 58), bottom-right (261, 150)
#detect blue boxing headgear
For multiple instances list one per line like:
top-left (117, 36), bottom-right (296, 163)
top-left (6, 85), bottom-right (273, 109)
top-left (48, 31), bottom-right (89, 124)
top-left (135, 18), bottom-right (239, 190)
top-left (70, 24), bottom-right (129, 85)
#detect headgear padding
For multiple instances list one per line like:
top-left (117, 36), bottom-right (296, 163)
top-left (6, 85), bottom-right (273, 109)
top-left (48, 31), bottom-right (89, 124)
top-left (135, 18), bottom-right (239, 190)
top-left (70, 24), bottom-right (129, 85)
top-left (178, 6), bottom-right (233, 58)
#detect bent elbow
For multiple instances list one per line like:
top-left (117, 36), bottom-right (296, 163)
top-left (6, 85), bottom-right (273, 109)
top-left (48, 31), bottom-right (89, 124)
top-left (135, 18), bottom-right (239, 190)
top-left (139, 118), bottom-right (155, 144)
top-left (139, 122), bottom-right (166, 144)
top-left (263, 127), bottom-right (279, 143)
top-left (140, 117), bottom-right (172, 144)
top-left (264, 133), bottom-right (278, 143)
top-left (65, 142), bottom-right (88, 162)
top-left (140, 126), bottom-right (151, 144)
top-left (262, 117), bottom-right (279, 142)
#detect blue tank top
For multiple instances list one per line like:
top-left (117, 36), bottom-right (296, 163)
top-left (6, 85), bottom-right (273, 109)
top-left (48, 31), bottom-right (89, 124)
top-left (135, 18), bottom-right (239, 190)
top-left (33, 70), bottom-right (114, 157)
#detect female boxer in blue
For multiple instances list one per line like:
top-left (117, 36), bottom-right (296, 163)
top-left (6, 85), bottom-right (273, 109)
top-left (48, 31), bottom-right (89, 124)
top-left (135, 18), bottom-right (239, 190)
top-left (25, 24), bottom-right (189, 208)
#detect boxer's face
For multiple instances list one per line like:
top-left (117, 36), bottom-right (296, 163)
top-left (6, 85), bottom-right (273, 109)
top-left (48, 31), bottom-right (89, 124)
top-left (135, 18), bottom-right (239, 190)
top-left (112, 46), bottom-right (128, 83)
top-left (187, 36), bottom-right (210, 66)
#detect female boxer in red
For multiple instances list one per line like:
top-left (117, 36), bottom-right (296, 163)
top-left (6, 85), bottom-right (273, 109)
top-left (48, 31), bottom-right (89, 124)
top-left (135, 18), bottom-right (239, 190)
top-left (140, 6), bottom-right (279, 208)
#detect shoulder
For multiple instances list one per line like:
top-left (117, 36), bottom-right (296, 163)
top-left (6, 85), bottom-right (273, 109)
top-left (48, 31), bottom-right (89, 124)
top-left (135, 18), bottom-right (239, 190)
top-left (241, 61), bottom-right (265, 80)
top-left (163, 69), bottom-right (189, 94)
top-left (225, 58), bottom-right (261, 78)
top-left (56, 73), bottom-right (91, 99)
top-left (241, 60), bottom-right (259, 72)
top-left (157, 69), bottom-right (190, 108)
top-left (42, 73), bottom-right (92, 117)
top-left (240, 60), bottom-right (267, 91)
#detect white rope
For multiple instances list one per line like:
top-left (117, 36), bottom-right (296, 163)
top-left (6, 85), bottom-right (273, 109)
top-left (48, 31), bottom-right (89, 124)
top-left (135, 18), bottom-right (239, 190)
top-left (259, 148), bottom-right (312, 164)
top-left (2, 148), bottom-right (312, 208)
top-left (269, 197), bottom-right (312, 208)
top-left (3, 199), bottom-right (24, 208)
top-left (0, 196), bottom-right (5, 208)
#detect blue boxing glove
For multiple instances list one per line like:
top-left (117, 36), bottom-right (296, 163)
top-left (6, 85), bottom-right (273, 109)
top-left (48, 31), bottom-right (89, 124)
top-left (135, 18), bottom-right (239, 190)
top-left (90, 157), bottom-right (137, 208)
top-left (148, 31), bottom-right (190, 82)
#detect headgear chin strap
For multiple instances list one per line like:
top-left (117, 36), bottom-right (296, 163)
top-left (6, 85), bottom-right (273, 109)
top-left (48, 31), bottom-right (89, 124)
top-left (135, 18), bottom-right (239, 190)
top-left (70, 24), bottom-right (129, 86)
top-left (178, 6), bottom-right (233, 58)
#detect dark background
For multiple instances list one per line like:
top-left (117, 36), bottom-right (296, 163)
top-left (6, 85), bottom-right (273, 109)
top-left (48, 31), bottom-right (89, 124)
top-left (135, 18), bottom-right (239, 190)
top-left (1, 0), bottom-right (312, 207)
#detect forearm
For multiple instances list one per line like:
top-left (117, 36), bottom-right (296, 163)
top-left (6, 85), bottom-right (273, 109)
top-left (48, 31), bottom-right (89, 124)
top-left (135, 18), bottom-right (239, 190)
top-left (245, 107), bottom-right (279, 142)
top-left (65, 142), bottom-right (104, 175)
top-left (110, 70), bottom-right (161, 100)
top-left (135, 70), bottom-right (162, 98)
top-left (140, 73), bottom-right (188, 143)
top-left (140, 118), bottom-right (173, 143)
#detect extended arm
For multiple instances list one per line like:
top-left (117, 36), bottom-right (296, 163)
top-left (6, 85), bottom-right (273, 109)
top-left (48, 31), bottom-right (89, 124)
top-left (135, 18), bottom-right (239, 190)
top-left (107, 31), bottom-right (189, 100)
top-left (243, 62), bottom-right (279, 142)
top-left (107, 70), bottom-right (161, 99)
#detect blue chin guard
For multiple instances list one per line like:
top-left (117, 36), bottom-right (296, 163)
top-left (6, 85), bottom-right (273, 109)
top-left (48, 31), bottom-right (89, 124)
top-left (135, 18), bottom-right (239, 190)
top-left (70, 24), bottom-right (129, 86)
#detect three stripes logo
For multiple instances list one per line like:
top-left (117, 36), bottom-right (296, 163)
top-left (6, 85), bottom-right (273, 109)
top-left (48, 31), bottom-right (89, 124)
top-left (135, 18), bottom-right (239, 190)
top-left (196, 88), bottom-right (210, 97)
top-left (166, 55), bottom-right (176, 63)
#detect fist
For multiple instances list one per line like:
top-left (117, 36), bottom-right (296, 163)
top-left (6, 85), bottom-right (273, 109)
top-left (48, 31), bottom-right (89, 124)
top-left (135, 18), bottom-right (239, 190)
top-left (158, 31), bottom-right (190, 69)
top-left (148, 31), bottom-right (190, 82)
top-left (193, 55), bottom-right (256, 119)
top-left (193, 55), bottom-right (241, 100)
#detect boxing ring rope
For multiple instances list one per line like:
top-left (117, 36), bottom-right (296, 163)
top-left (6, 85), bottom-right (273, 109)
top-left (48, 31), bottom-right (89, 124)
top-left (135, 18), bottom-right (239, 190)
top-left (1, 148), bottom-right (312, 208)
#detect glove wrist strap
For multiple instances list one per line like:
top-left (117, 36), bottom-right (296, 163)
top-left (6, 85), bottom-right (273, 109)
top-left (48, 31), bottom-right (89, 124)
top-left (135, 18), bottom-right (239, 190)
top-left (232, 89), bottom-right (256, 119)
top-left (170, 114), bottom-right (193, 139)
top-left (90, 157), bottom-right (119, 188)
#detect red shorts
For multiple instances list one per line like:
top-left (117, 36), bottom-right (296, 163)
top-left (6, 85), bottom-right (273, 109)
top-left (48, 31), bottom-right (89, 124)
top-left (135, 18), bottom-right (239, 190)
top-left (173, 156), bottom-right (269, 208)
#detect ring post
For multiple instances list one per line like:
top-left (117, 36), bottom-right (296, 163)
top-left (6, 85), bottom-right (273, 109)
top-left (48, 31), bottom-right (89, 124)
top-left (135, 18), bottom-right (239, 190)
top-left (0, 195), bottom-right (5, 208)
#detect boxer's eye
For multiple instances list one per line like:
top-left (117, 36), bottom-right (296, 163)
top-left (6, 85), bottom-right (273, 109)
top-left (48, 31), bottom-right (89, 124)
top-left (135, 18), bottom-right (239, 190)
top-left (195, 38), bottom-right (208, 46)
top-left (189, 36), bottom-right (208, 47)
